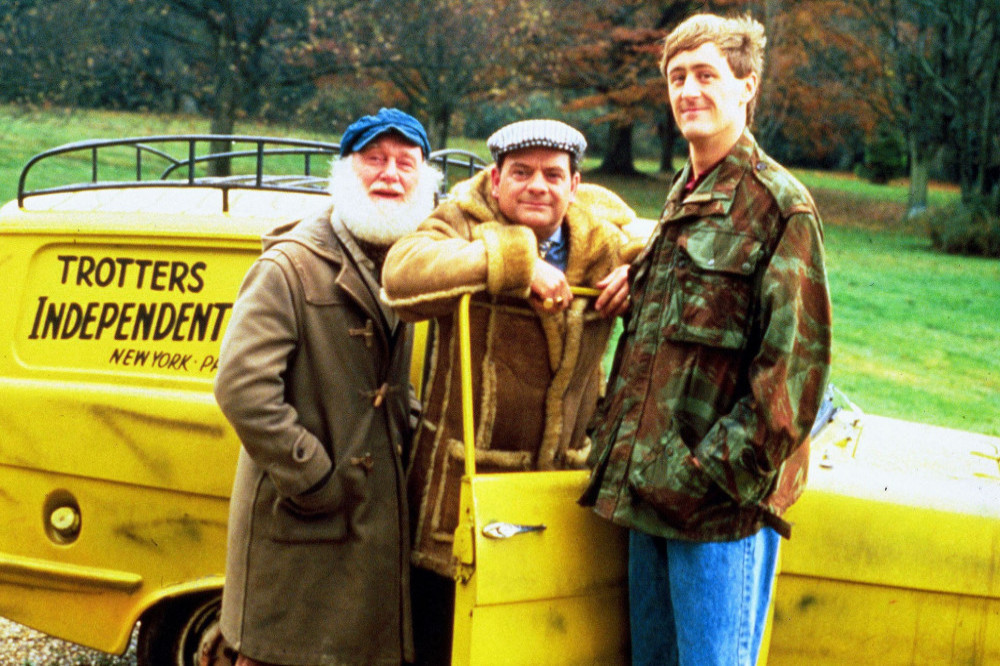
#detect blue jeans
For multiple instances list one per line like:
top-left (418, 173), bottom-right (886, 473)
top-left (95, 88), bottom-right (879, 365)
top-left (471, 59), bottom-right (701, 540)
top-left (629, 528), bottom-right (780, 666)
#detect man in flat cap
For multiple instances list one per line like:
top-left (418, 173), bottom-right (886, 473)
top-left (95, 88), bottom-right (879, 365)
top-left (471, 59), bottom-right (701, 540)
top-left (214, 108), bottom-right (440, 666)
top-left (381, 118), bottom-right (647, 664)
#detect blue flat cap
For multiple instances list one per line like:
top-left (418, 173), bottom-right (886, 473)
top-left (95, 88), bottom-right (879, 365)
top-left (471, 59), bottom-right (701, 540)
top-left (487, 119), bottom-right (587, 169)
top-left (340, 108), bottom-right (431, 158)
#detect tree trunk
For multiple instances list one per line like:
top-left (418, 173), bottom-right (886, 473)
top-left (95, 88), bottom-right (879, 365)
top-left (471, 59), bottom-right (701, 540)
top-left (597, 123), bottom-right (637, 175)
top-left (657, 120), bottom-right (679, 175)
top-left (209, 30), bottom-right (239, 177)
top-left (905, 137), bottom-right (930, 219)
top-left (209, 110), bottom-right (235, 178)
top-left (429, 107), bottom-right (451, 151)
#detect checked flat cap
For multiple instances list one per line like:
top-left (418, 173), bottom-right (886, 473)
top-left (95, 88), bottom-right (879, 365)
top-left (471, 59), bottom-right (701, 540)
top-left (487, 119), bottom-right (587, 168)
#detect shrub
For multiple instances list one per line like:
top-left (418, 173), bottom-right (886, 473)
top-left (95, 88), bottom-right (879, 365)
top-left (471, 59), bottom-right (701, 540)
top-left (924, 200), bottom-right (1000, 258)
top-left (856, 122), bottom-right (908, 185)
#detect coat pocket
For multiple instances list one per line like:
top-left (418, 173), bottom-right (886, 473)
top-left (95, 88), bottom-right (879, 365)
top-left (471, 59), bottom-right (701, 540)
top-left (270, 501), bottom-right (349, 544)
top-left (668, 228), bottom-right (763, 350)
top-left (628, 433), bottom-right (713, 529)
top-left (268, 463), bottom-right (367, 543)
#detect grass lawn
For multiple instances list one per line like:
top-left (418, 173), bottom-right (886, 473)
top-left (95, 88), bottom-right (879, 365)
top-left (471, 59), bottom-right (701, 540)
top-left (823, 226), bottom-right (999, 436)
top-left (2, 105), bottom-right (997, 436)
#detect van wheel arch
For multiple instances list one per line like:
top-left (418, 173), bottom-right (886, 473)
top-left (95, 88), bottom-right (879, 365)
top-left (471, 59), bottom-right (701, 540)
top-left (137, 591), bottom-right (235, 666)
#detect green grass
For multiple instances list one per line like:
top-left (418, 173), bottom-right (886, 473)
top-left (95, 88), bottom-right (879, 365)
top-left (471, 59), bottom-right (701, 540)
top-left (797, 169), bottom-right (961, 209)
top-left (3, 104), bottom-right (997, 436)
top-left (824, 227), bottom-right (999, 435)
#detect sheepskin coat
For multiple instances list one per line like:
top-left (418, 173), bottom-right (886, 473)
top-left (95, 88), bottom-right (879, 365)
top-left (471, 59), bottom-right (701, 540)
top-left (382, 169), bottom-right (644, 577)
top-left (215, 207), bottom-right (414, 665)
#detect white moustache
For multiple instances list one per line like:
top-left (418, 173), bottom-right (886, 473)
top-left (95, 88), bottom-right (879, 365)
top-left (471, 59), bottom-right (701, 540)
top-left (369, 181), bottom-right (406, 196)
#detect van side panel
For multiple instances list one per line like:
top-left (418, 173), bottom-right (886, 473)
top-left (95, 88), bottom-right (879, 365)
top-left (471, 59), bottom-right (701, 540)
top-left (0, 465), bottom-right (229, 653)
top-left (0, 218), bottom-right (261, 653)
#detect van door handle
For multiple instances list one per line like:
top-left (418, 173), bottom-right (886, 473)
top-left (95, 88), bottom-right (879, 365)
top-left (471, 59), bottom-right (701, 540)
top-left (482, 521), bottom-right (547, 539)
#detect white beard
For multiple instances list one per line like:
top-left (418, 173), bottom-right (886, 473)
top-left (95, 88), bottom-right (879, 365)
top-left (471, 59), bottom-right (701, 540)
top-left (327, 157), bottom-right (441, 246)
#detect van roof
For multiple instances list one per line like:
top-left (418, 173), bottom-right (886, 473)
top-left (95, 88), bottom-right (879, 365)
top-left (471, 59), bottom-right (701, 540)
top-left (1, 186), bottom-right (330, 239)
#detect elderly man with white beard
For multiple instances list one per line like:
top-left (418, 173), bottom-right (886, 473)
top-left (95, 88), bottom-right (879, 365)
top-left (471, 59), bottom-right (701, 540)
top-left (213, 108), bottom-right (440, 666)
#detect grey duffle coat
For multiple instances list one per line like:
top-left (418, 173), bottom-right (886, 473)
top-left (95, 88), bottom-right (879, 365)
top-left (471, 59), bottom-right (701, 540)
top-left (214, 206), bottom-right (414, 665)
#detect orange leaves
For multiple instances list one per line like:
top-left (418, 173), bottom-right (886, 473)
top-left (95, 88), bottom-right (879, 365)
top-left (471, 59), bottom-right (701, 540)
top-left (554, 2), bottom-right (670, 127)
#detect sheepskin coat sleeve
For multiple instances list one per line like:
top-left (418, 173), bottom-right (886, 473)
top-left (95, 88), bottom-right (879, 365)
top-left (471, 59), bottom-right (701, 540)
top-left (381, 169), bottom-right (645, 320)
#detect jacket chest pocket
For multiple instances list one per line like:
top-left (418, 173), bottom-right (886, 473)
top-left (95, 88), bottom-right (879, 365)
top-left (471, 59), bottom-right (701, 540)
top-left (667, 228), bottom-right (763, 350)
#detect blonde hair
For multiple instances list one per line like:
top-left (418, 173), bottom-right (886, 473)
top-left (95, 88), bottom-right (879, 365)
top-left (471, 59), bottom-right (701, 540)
top-left (661, 13), bottom-right (766, 126)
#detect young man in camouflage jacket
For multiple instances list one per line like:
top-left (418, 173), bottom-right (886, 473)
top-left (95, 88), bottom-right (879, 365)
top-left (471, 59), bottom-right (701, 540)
top-left (581, 13), bottom-right (832, 665)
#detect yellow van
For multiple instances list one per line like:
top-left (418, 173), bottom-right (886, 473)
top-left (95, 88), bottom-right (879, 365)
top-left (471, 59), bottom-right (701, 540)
top-left (1, 136), bottom-right (998, 666)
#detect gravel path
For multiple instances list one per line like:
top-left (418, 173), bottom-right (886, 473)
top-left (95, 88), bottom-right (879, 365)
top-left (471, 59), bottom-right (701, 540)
top-left (0, 618), bottom-right (137, 666)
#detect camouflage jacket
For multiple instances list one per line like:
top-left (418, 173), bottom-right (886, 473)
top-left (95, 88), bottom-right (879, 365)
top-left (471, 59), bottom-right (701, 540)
top-left (581, 130), bottom-right (832, 541)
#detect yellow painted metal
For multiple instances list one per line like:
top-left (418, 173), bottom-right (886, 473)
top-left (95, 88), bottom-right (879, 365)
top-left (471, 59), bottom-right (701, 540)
top-left (570, 286), bottom-right (601, 298)
top-left (0, 186), bottom-right (305, 653)
top-left (456, 589), bottom-right (626, 666)
top-left (450, 289), bottom-right (629, 665)
top-left (459, 471), bottom-right (625, 605)
top-left (452, 470), bottom-right (478, 585)
top-left (781, 414), bottom-right (1000, 599)
top-left (767, 411), bottom-right (1000, 664)
top-left (451, 473), bottom-right (628, 665)
top-left (5, 187), bottom-right (323, 231)
top-left (409, 320), bottom-right (429, 402)
top-left (0, 552), bottom-right (143, 593)
top-left (769, 575), bottom-right (1000, 664)
top-left (458, 293), bottom-right (477, 480)
top-left (1, 381), bottom-right (239, 496)
top-left (0, 463), bottom-right (228, 653)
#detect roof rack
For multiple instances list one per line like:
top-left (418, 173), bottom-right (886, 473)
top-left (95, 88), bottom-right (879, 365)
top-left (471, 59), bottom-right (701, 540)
top-left (17, 135), bottom-right (487, 211)
top-left (430, 149), bottom-right (488, 195)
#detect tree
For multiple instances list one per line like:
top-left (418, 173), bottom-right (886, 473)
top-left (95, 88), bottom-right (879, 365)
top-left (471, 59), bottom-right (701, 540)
top-left (554, 1), bottom-right (693, 175)
top-left (135, 0), bottom-right (316, 173)
top-left (321, 0), bottom-right (543, 148)
top-left (560, 23), bottom-right (671, 175)
top-left (849, 0), bottom-right (1000, 215)
top-left (0, 0), bottom-right (112, 107)
top-left (683, 0), bottom-right (879, 172)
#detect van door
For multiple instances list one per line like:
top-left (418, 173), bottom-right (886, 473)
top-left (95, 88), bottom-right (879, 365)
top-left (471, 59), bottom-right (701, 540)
top-left (447, 294), bottom-right (628, 666)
